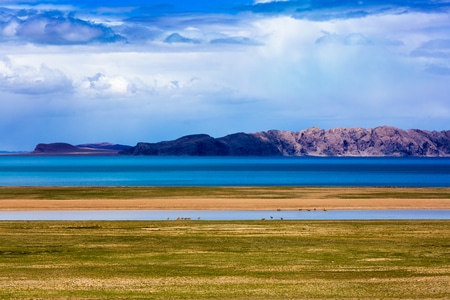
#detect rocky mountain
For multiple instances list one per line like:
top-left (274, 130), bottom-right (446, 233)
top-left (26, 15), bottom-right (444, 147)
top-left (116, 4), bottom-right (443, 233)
top-left (32, 142), bottom-right (131, 155)
top-left (120, 126), bottom-right (450, 157)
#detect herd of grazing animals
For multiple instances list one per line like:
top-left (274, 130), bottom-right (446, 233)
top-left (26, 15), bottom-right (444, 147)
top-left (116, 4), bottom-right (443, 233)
top-left (169, 208), bottom-right (328, 221)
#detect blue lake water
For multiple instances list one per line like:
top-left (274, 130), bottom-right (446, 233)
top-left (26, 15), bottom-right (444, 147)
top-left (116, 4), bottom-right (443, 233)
top-left (0, 156), bottom-right (449, 187)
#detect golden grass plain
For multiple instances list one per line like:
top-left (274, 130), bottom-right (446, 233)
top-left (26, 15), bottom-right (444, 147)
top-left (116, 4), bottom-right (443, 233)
top-left (0, 186), bottom-right (449, 210)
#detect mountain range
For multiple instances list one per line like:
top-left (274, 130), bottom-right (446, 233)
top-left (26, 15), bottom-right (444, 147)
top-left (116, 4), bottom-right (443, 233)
top-left (122, 126), bottom-right (450, 157)
top-left (29, 126), bottom-right (450, 157)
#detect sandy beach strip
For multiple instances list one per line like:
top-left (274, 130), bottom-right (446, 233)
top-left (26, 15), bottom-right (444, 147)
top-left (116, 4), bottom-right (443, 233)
top-left (0, 187), bottom-right (449, 211)
top-left (0, 198), bottom-right (449, 211)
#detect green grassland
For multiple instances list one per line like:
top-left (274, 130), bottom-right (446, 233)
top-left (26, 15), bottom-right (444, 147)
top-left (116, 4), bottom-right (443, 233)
top-left (0, 220), bottom-right (449, 299)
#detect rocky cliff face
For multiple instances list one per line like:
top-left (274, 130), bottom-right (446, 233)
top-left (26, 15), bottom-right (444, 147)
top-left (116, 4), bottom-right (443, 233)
top-left (121, 126), bottom-right (450, 157)
top-left (256, 126), bottom-right (450, 157)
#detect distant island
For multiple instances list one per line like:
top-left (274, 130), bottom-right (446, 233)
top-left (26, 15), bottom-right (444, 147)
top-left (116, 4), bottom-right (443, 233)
top-left (30, 142), bottom-right (132, 155)
top-left (27, 126), bottom-right (450, 157)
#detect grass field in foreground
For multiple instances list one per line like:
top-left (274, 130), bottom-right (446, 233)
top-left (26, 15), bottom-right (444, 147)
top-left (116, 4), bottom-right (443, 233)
top-left (0, 220), bottom-right (449, 299)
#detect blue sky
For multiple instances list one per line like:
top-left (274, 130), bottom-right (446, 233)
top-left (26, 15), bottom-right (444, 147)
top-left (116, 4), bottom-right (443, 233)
top-left (1, 1), bottom-right (450, 150)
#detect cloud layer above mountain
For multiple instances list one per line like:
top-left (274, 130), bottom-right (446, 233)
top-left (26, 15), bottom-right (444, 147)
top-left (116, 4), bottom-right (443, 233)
top-left (1, 0), bottom-right (450, 150)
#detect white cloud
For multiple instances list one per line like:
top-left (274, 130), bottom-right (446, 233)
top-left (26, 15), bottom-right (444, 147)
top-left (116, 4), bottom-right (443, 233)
top-left (243, 15), bottom-right (450, 125)
top-left (316, 32), bottom-right (372, 45)
top-left (411, 39), bottom-right (450, 58)
top-left (0, 56), bottom-right (72, 94)
top-left (1, 4), bottom-right (450, 150)
top-left (77, 73), bottom-right (137, 97)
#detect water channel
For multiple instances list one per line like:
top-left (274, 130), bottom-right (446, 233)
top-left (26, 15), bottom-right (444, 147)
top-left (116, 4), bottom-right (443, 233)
top-left (1, 210), bottom-right (448, 221)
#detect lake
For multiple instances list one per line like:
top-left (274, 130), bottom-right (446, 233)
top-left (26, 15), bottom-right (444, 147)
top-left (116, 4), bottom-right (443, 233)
top-left (0, 156), bottom-right (449, 187)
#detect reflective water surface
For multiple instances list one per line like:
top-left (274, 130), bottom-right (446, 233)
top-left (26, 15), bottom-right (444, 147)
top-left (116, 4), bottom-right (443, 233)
top-left (1, 210), bottom-right (448, 221)
top-left (0, 156), bottom-right (449, 187)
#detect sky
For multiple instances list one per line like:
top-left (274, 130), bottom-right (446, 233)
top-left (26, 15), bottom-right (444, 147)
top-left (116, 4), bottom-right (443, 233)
top-left (1, 1), bottom-right (450, 150)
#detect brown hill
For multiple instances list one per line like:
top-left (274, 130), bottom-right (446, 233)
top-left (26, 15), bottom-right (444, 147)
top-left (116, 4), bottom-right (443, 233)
top-left (32, 143), bottom-right (126, 155)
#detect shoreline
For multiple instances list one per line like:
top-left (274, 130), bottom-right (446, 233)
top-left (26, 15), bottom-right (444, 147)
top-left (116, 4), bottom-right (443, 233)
top-left (0, 187), bottom-right (449, 211)
top-left (0, 199), bottom-right (448, 211)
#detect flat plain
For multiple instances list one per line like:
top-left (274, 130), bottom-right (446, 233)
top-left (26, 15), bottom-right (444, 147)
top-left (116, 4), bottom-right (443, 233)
top-left (0, 187), bottom-right (449, 299)
top-left (1, 220), bottom-right (449, 299)
top-left (0, 186), bottom-right (450, 210)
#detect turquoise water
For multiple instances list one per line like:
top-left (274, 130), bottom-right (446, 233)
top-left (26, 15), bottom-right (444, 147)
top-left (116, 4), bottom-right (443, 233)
top-left (0, 156), bottom-right (449, 187)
